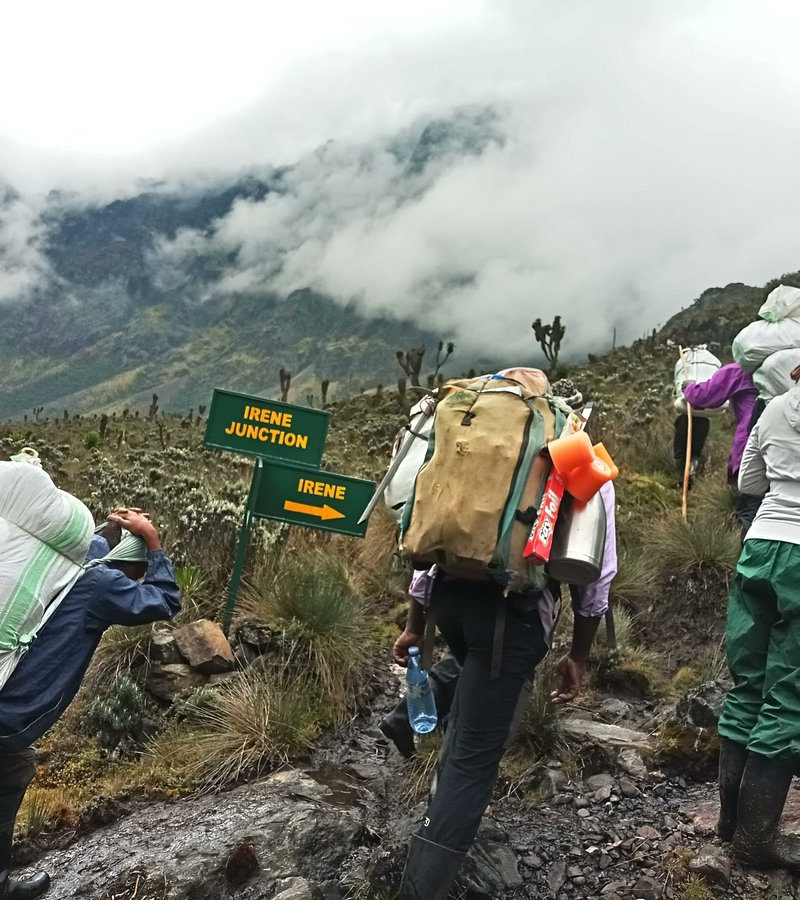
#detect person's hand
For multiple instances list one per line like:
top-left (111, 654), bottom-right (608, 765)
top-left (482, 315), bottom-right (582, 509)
top-left (393, 629), bottom-right (424, 666)
top-left (107, 508), bottom-right (161, 550)
top-left (550, 655), bottom-right (586, 704)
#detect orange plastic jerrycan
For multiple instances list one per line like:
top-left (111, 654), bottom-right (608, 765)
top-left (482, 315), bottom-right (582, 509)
top-left (547, 431), bottom-right (594, 476)
top-left (566, 458), bottom-right (613, 504)
top-left (592, 443), bottom-right (619, 480)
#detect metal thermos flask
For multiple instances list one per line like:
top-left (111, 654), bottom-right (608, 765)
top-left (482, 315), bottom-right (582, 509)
top-left (546, 491), bottom-right (607, 585)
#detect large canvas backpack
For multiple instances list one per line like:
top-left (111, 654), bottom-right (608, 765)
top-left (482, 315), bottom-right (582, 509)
top-left (0, 460), bottom-right (94, 691)
top-left (399, 373), bottom-right (567, 593)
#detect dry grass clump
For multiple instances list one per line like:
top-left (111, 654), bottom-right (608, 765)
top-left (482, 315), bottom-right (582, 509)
top-left (647, 508), bottom-right (740, 580)
top-left (593, 606), bottom-right (666, 697)
top-left (610, 544), bottom-right (658, 610)
top-left (88, 622), bottom-right (154, 687)
top-left (240, 548), bottom-right (371, 723)
top-left (143, 670), bottom-right (320, 792)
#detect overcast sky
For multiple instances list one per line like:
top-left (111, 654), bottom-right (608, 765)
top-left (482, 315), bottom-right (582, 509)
top-left (3, 0), bottom-right (800, 355)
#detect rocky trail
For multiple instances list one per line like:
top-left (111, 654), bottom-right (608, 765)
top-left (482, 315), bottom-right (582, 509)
top-left (18, 667), bottom-right (800, 900)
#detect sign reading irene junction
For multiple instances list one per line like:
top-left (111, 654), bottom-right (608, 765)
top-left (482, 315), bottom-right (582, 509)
top-left (254, 460), bottom-right (375, 538)
top-left (204, 388), bottom-right (329, 467)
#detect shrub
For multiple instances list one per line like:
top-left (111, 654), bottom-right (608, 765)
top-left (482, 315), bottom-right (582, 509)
top-left (87, 673), bottom-right (145, 746)
top-left (145, 670), bottom-right (320, 791)
top-left (610, 544), bottom-right (658, 610)
top-left (84, 431), bottom-right (100, 450)
top-left (648, 508), bottom-right (740, 580)
top-left (241, 549), bottom-right (369, 722)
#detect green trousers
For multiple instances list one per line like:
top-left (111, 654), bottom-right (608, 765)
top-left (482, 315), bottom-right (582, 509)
top-left (719, 539), bottom-right (800, 758)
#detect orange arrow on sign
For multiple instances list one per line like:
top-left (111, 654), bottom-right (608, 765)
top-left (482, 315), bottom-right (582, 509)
top-left (283, 500), bottom-right (345, 521)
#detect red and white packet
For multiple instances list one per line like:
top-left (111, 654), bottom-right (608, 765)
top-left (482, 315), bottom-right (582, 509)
top-left (523, 403), bottom-right (594, 564)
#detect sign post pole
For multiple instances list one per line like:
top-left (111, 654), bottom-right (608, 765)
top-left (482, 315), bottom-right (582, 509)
top-left (222, 458), bottom-right (263, 636)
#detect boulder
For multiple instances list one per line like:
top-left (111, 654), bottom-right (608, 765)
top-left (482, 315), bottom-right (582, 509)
top-left (537, 768), bottom-right (568, 800)
top-left (173, 619), bottom-right (235, 674)
top-left (676, 680), bottom-right (730, 729)
top-left (618, 748), bottom-right (648, 779)
top-left (275, 876), bottom-right (320, 899)
top-left (149, 630), bottom-right (184, 665)
top-left (146, 664), bottom-right (207, 702)
top-left (562, 718), bottom-right (651, 752)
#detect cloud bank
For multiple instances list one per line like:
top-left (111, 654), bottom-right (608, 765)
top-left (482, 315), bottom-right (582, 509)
top-left (7, 0), bottom-right (800, 357)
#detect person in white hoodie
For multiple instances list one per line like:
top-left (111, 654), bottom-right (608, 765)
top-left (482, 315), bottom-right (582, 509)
top-left (717, 362), bottom-right (800, 869)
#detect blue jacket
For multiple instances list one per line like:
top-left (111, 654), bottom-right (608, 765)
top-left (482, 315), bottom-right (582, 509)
top-left (0, 536), bottom-right (181, 752)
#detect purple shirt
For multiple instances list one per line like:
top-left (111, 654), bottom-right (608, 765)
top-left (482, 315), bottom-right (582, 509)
top-left (683, 363), bottom-right (757, 480)
top-left (408, 482), bottom-right (617, 645)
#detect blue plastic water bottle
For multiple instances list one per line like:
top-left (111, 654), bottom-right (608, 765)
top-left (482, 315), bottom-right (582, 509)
top-left (406, 646), bottom-right (438, 734)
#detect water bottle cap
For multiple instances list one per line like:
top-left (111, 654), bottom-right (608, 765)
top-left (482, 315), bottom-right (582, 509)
top-left (408, 646), bottom-right (420, 656)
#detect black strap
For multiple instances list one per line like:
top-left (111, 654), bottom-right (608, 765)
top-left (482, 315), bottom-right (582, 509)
top-left (421, 588), bottom-right (437, 672)
top-left (490, 600), bottom-right (507, 681)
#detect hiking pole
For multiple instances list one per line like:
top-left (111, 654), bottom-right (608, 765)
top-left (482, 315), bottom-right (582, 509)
top-left (679, 346), bottom-right (692, 522)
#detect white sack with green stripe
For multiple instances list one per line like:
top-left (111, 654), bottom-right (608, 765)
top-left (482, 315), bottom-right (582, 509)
top-left (0, 462), bottom-right (94, 691)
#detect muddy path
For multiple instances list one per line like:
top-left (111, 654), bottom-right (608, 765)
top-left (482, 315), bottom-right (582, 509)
top-left (17, 665), bottom-right (800, 899)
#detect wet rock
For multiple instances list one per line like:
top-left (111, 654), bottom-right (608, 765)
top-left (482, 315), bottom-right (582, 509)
top-left (633, 874), bottom-right (662, 900)
top-left (145, 663), bottom-right (206, 701)
top-left (676, 680), bottom-right (730, 729)
top-left (547, 859), bottom-right (567, 896)
top-left (464, 837), bottom-right (523, 895)
top-left (619, 777), bottom-right (641, 798)
top-left (636, 825), bottom-right (660, 840)
top-left (173, 619), bottom-right (235, 674)
top-left (600, 697), bottom-right (631, 719)
top-left (562, 718), bottom-right (651, 752)
top-left (149, 630), bottom-right (184, 665)
top-left (275, 877), bottom-right (321, 899)
top-left (688, 844), bottom-right (732, 883)
top-left (538, 768), bottom-right (568, 799)
top-left (20, 768), bottom-right (364, 899)
top-left (586, 773), bottom-right (615, 791)
top-left (618, 748), bottom-right (648, 778)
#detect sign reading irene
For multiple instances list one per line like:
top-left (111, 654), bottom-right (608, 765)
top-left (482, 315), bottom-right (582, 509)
top-left (203, 389), bottom-right (330, 466)
top-left (253, 460), bottom-right (375, 537)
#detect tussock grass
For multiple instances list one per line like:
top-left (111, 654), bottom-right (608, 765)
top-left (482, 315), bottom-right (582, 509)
top-left (610, 544), bottom-right (658, 610)
top-left (88, 623), bottom-right (153, 686)
top-left (241, 549), bottom-right (370, 723)
top-left (16, 787), bottom-right (78, 838)
top-left (593, 606), bottom-right (666, 697)
top-left (144, 670), bottom-right (320, 792)
top-left (399, 731), bottom-right (443, 807)
top-left (647, 508), bottom-right (740, 580)
top-left (693, 476), bottom-right (735, 523)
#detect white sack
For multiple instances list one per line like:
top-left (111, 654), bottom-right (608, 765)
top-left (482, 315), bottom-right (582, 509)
top-left (732, 317), bottom-right (800, 371)
top-left (754, 348), bottom-right (800, 401)
top-left (759, 284), bottom-right (800, 323)
top-left (673, 347), bottom-right (727, 417)
top-left (0, 462), bottom-right (93, 691)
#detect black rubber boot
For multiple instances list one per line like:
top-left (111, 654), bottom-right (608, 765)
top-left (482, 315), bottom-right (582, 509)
top-left (732, 751), bottom-right (800, 870)
top-left (3, 873), bottom-right (50, 899)
top-left (717, 738), bottom-right (748, 842)
top-left (400, 834), bottom-right (466, 900)
top-left (379, 701), bottom-right (416, 759)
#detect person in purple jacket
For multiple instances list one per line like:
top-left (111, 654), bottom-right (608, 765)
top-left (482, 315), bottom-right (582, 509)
top-left (681, 362), bottom-right (759, 535)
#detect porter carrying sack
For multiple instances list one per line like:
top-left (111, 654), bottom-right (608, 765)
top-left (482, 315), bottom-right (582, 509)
top-left (0, 459), bottom-right (94, 691)
top-left (399, 372), bottom-right (566, 593)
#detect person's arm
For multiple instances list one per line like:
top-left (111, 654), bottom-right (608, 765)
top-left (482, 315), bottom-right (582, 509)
top-left (88, 557), bottom-right (182, 627)
top-left (393, 598), bottom-right (425, 666)
top-left (87, 509), bottom-right (181, 627)
top-left (683, 365), bottom-right (740, 410)
top-left (551, 613), bottom-right (602, 704)
top-left (738, 423), bottom-right (769, 497)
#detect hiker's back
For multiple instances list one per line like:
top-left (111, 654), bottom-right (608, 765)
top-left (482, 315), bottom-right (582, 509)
top-left (400, 371), bottom-right (564, 593)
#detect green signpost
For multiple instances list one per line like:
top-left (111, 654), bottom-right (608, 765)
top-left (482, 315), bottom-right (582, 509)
top-left (204, 388), bottom-right (330, 466)
top-left (254, 459), bottom-right (374, 538)
top-left (203, 389), bottom-right (375, 633)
